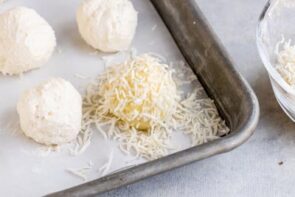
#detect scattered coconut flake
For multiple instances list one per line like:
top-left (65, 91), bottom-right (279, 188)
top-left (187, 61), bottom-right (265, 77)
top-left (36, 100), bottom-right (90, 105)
top-left (66, 161), bottom-right (94, 181)
top-left (99, 150), bottom-right (114, 176)
top-left (66, 168), bottom-right (87, 181)
top-left (68, 126), bottom-right (92, 156)
top-left (175, 90), bottom-right (230, 145)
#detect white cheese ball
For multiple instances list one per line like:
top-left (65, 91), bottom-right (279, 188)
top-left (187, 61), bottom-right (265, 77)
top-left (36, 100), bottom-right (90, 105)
top-left (17, 78), bottom-right (82, 145)
top-left (77, 0), bottom-right (138, 52)
top-left (0, 7), bottom-right (56, 75)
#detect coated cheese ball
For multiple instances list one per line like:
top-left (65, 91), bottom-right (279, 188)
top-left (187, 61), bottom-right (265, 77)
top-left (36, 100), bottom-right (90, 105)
top-left (0, 7), bottom-right (56, 75)
top-left (98, 54), bottom-right (179, 130)
top-left (17, 78), bottom-right (82, 145)
top-left (76, 0), bottom-right (137, 52)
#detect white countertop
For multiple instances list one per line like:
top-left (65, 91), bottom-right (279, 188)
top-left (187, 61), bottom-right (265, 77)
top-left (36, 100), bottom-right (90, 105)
top-left (102, 0), bottom-right (295, 196)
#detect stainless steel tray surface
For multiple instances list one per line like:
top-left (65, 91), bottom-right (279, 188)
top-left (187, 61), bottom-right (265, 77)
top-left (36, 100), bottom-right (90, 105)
top-left (48, 0), bottom-right (259, 196)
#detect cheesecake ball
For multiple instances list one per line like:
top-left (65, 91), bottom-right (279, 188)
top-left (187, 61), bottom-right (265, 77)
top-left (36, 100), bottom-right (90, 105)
top-left (17, 78), bottom-right (82, 145)
top-left (77, 0), bottom-right (137, 52)
top-left (98, 54), bottom-right (179, 130)
top-left (0, 7), bottom-right (56, 75)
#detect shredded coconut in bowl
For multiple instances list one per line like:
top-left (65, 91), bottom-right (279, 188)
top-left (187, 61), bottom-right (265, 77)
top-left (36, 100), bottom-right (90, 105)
top-left (275, 36), bottom-right (295, 88)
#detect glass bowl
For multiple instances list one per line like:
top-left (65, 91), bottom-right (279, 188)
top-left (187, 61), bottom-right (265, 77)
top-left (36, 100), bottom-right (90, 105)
top-left (257, 0), bottom-right (295, 121)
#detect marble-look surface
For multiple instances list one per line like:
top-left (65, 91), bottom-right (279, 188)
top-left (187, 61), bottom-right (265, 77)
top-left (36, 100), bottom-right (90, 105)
top-left (103, 0), bottom-right (295, 196)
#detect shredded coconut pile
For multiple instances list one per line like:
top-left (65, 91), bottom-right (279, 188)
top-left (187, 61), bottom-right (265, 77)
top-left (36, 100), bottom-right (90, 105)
top-left (99, 150), bottom-right (114, 176)
top-left (82, 54), bottom-right (229, 160)
top-left (66, 161), bottom-right (94, 181)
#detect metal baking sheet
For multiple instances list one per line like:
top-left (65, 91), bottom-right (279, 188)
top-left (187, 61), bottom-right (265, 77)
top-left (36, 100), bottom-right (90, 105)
top-left (0, 0), bottom-right (259, 196)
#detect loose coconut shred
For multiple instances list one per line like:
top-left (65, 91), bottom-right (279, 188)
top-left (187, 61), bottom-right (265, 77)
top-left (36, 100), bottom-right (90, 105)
top-left (82, 54), bottom-right (229, 160)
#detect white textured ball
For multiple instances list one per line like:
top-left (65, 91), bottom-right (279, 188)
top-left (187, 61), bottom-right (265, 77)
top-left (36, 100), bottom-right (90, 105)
top-left (17, 78), bottom-right (82, 145)
top-left (0, 7), bottom-right (56, 75)
top-left (77, 0), bottom-right (138, 52)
